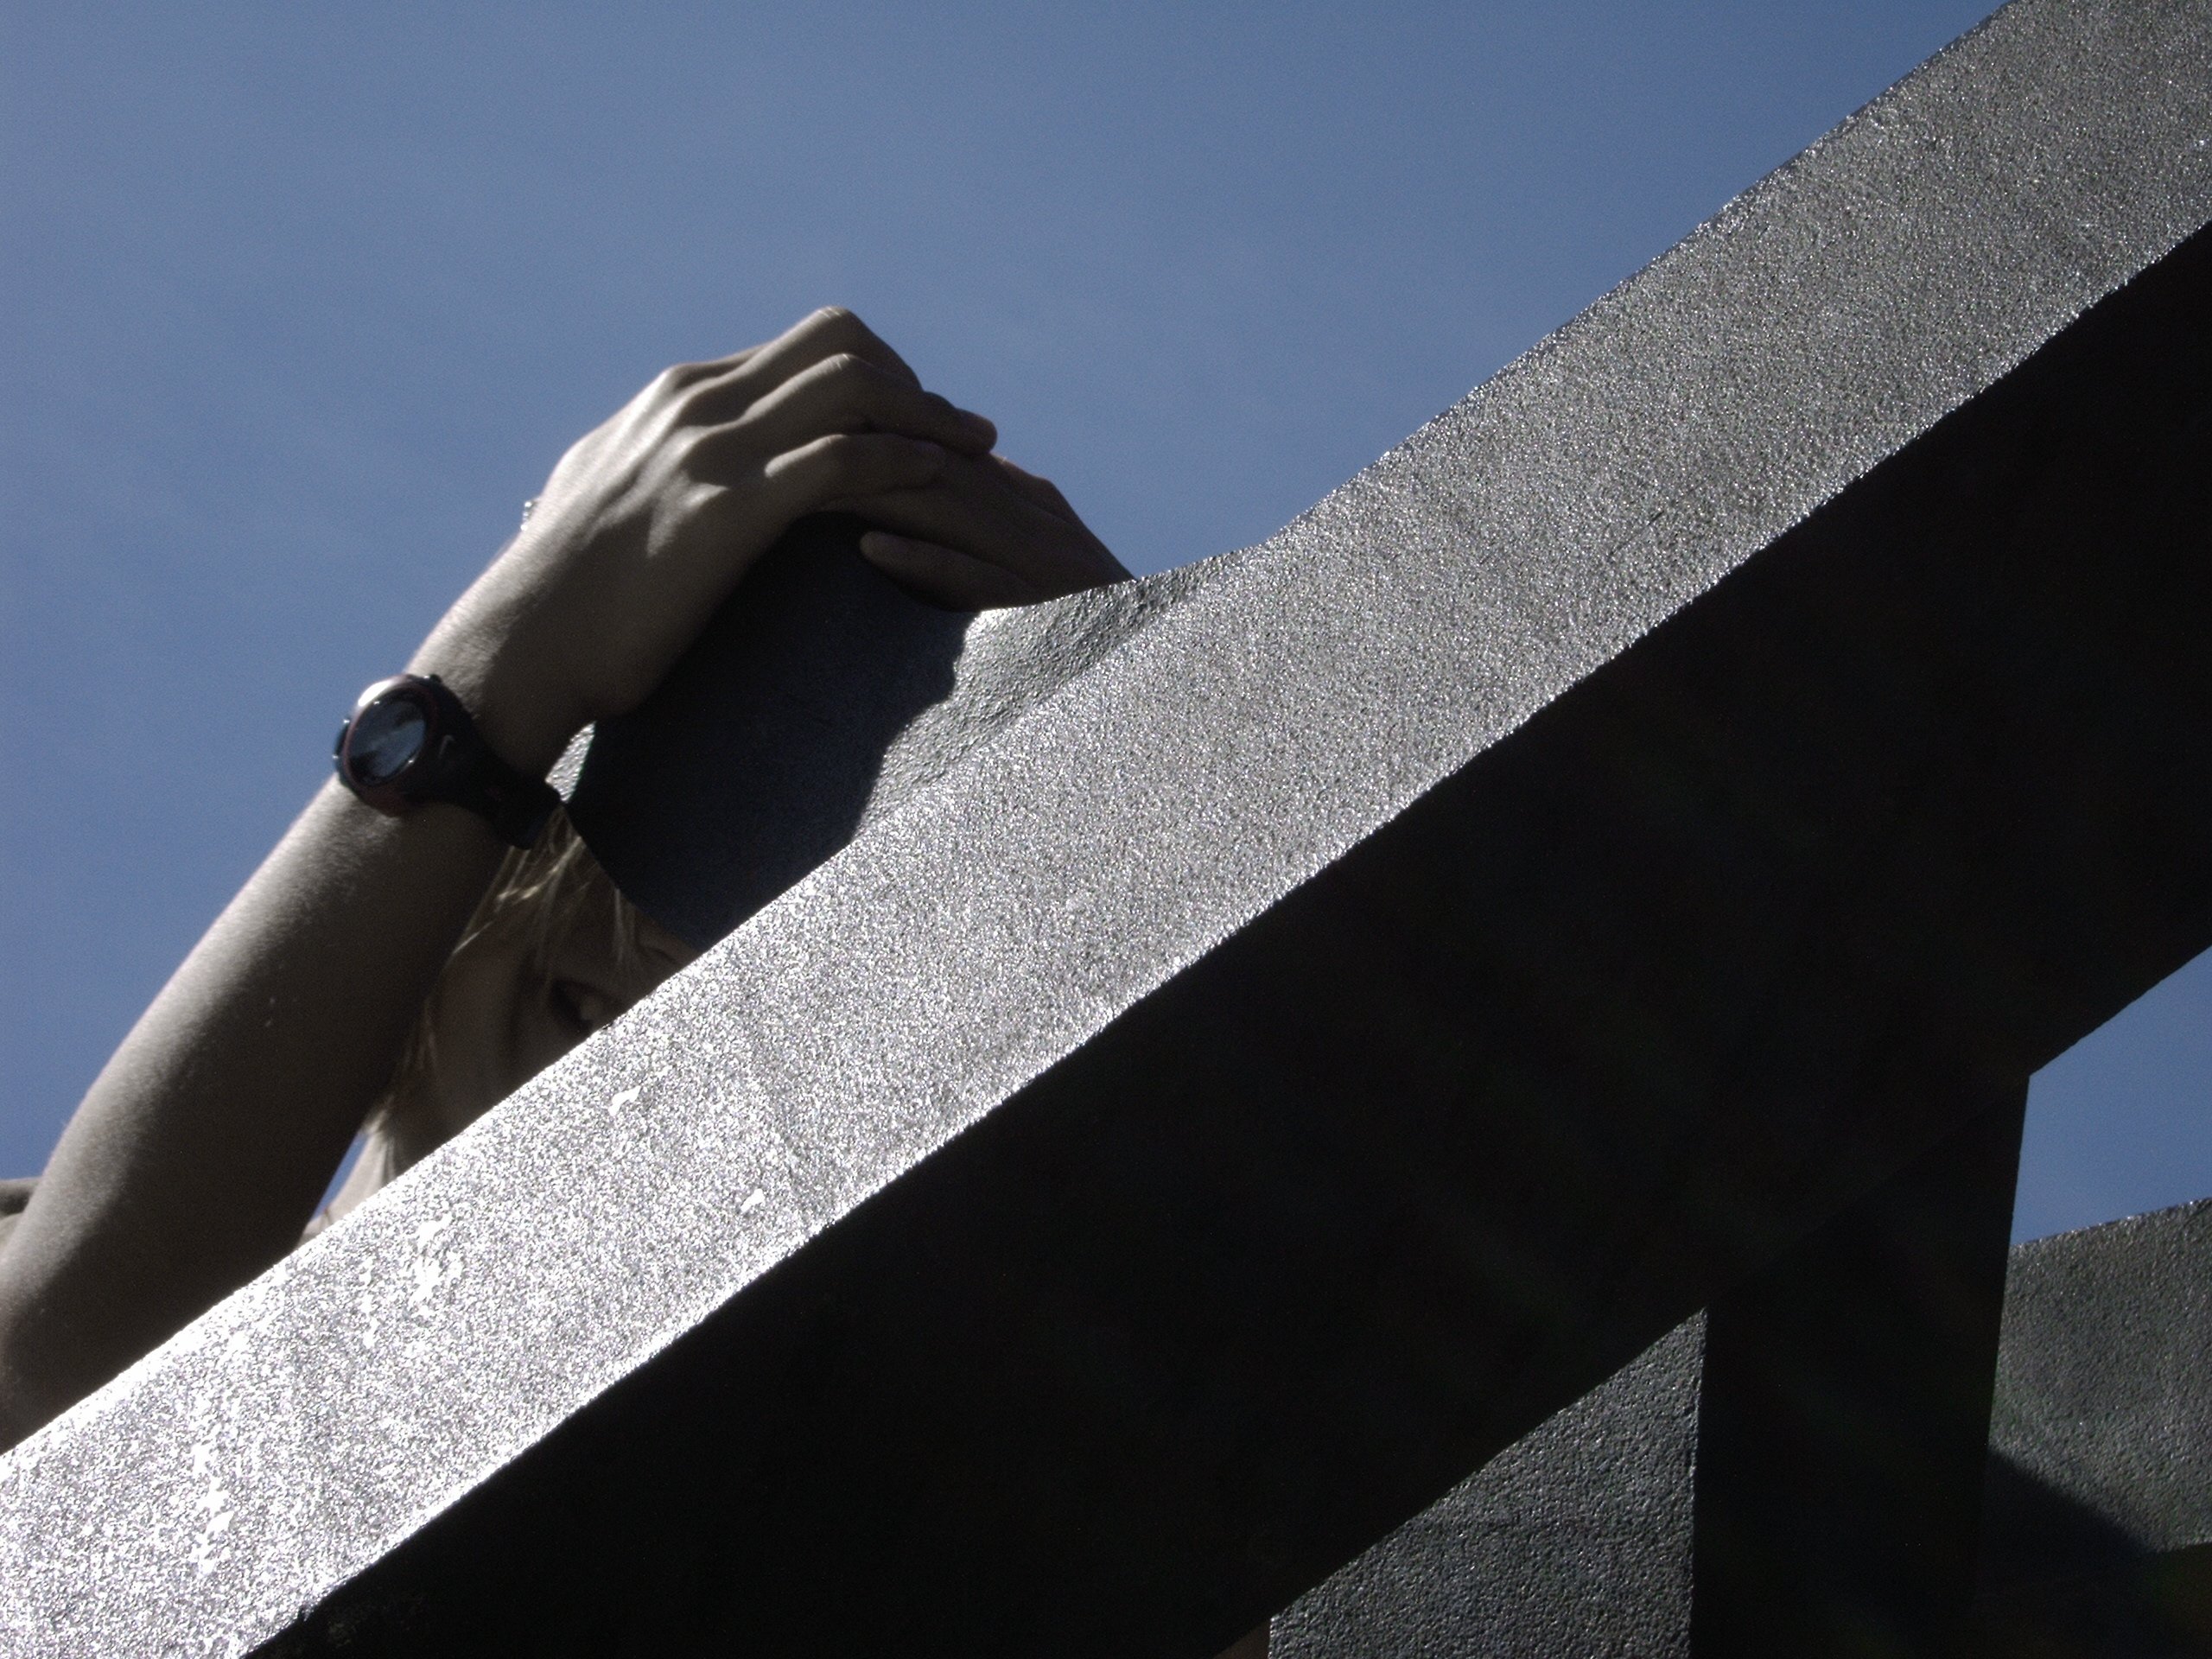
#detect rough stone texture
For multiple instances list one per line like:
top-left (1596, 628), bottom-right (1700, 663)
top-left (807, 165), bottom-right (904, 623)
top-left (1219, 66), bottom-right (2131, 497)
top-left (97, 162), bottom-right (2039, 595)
top-left (1274, 1191), bottom-right (2212, 1659)
top-left (563, 514), bottom-right (1206, 948)
top-left (1273, 1317), bottom-right (1707, 1659)
top-left (1279, 1091), bottom-right (2030, 1658)
top-left (0, 3), bottom-right (2208, 1654)
top-left (1986, 1200), bottom-right (2212, 1576)
top-left (1967, 1199), bottom-right (2212, 1655)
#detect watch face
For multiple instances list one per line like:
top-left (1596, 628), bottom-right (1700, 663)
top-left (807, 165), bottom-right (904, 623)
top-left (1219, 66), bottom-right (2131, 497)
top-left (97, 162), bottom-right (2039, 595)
top-left (349, 696), bottom-right (429, 786)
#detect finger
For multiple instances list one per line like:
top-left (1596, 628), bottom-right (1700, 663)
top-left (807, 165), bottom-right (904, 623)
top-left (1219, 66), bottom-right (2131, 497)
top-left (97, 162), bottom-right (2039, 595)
top-left (662, 346), bottom-right (759, 389)
top-left (727, 352), bottom-right (996, 456)
top-left (685, 306), bottom-right (922, 421)
top-left (858, 498), bottom-right (1122, 598)
top-left (844, 457), bottom-right (1128, 594)
top-left (758, 431), bottom-right (947, 519)
top-left (765, 306), bottom-right (920, 385)
top-left (858, 531), bottom-right (1045, 610)
top-left (990, 454), bottom-right (1078, 524)
top-left (984, 456), bottom-right (1131, 579)
top-left (628, 349), bottom-right (766, 423)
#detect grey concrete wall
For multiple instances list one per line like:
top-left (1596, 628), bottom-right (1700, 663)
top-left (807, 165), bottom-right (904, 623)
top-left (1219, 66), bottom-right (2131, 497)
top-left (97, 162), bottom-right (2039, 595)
top-left (1281, 1197), bottom-right (2212, 1656)
top-left (1274, 1319), bottom-right (1705, 1659)
top-left (0, 2), bottom-right (2208, 1653)
top-left (1971, 1199), bottom-right (2212, 1655)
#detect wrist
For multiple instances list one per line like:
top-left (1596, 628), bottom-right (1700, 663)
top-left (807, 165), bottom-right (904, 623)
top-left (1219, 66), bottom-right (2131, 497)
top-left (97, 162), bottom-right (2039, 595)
top-left (405, 627), bottom-right (582, 784)
top-left (334, 674), bottom-right (563, 849)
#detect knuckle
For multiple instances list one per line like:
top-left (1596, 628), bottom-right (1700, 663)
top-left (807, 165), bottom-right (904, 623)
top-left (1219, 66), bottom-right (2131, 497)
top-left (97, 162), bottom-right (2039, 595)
top-left (669, 427), bottom-right (716, 472)
top-left (674, 366), bottom-right (737, 417)
top-left (677, 358), bottom-right (738, 396)
top-left (670, 386), bottom-right (714, 428)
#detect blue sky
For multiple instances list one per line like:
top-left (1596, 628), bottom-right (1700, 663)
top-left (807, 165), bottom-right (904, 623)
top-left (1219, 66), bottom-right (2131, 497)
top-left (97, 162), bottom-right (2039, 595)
top-left (3, 3), bottom-right (2203, 1243)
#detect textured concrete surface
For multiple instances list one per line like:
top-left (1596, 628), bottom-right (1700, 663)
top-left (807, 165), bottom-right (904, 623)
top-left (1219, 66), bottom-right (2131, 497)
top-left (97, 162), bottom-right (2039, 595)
top-left (1986, 1199), bottom-right (2212, 1575)
top-left (1689, 1092), bottom-right (2028, 1657)
top-left (1, 3), bottom-right (2209, 1654)
top-left (1274, 1317), bottom-right (1706, 1659)
top-left (1966, 1199), bottom-right (2212, 1655)
top-left (563, 512), bottom-right (1205, 948)
top-left (1275, 1192), bottom-right (2212, 1658)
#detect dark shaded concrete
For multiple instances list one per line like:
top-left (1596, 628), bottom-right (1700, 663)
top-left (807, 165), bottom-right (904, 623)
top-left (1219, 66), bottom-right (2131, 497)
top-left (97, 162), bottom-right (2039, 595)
top-left (1279, 1091), bottom-right (2031, 1658)
top-left (1274, 1318), bottom-right (1706, 1659)
top-left (0, 3), bottom-right (2208, 1653)
top-left (1966, 1463), bottom-right (2212, 1658)
top-left (279, 219), bottom-right (2212, 1649)
top-left (564, 513), bottom-right (970, 948)
top-left (1281, 1193), bottom-right (2212, 1658)
top-left (1961, 1199), bottom-right (2212, 1656)
top-left (1690, 1089), bottom-right (2026, 1657)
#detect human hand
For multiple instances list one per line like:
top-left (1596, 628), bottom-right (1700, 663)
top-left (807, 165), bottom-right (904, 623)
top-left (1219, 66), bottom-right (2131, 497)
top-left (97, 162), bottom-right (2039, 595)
top-left (849, 452), bottom-right (1130, 608)
top-left (412, 308), bottom-right (1001, 773)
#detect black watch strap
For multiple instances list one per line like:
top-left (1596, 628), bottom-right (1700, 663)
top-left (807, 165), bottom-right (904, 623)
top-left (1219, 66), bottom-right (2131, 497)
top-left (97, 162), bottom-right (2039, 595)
top-left (334, 674), bottom-right (561, 849)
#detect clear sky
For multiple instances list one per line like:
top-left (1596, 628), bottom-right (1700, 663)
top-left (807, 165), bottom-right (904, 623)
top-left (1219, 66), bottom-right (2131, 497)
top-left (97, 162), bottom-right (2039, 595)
top-left (3, 3), bottom-right (2203, 1243)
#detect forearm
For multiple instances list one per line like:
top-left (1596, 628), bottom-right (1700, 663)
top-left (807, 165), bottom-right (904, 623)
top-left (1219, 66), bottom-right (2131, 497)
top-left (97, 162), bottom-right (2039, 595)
top-left (0, 308), bottom-right (1118, 1452)
top-left (0, 783), bottom-right (509, 1445)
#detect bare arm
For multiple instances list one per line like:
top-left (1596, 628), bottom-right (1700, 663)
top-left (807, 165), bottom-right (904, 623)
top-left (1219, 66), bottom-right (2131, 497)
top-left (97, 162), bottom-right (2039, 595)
top-left (0, 785), bottom-right (511, 1440)
top-left (0, 308), bottom-right (1123, 1448)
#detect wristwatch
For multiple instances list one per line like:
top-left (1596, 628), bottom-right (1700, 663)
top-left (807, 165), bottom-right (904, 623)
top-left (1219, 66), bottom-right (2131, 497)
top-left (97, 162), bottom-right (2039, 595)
top-left (333, 674), bottom-right (560, 849)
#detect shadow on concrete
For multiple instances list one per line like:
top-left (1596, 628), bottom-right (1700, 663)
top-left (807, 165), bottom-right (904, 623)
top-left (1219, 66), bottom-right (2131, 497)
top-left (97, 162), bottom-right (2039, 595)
top-left (1960, 1453), bottom-right (2212, 1657)
top-left (566, 514), bottom-right (970, 949)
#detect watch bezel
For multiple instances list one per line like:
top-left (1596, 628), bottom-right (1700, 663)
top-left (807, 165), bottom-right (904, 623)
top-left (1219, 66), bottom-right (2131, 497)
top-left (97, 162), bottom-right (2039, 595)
top-left (334, 675), bottom-right (449, 815)
top-left (334, 672), bottom-right (559, 848)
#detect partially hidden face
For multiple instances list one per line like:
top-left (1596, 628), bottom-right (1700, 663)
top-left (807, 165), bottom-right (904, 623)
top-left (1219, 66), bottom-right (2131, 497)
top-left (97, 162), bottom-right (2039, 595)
top-left (404, 888), bottom-right (696, 1155)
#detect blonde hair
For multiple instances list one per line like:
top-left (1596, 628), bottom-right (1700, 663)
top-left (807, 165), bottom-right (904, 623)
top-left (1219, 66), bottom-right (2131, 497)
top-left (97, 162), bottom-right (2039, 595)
top-left (372, 810), bottom-right (642, 1157)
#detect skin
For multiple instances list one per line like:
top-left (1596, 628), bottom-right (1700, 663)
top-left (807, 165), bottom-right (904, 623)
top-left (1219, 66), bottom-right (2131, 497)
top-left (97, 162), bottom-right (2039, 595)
top-left (325, 880), bottom-right (1270, 1657)
top-left (0, 307), bottom-right (1119, 1433)
top-left (0, 307), bottom-right (1268, 1654)
top-left (323, 881), bottom-right (700, 1217)
top-left (412, 904), bottom-right (696, 1155)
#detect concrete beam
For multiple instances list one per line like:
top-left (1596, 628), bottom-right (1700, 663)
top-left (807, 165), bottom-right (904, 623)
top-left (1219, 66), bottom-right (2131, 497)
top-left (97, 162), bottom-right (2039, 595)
top-left (3, 2), bottom-right (2209, 1653)
top-left (1688, 1090), bottom-right (2027, 1656)
top-left (1280, 1188), bottom-right (2212, 1657)
top-left (1274, 1317), bottom-right (1708, 1656)
top-left (1969, 1198), bottom-right (2212, 1653)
